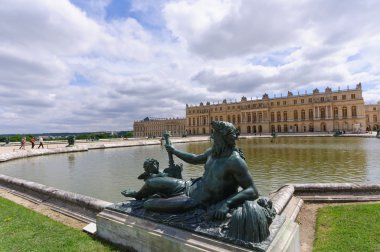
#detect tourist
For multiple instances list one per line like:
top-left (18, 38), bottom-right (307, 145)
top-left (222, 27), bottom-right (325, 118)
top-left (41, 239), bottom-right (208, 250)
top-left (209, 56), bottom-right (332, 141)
top-left (30, 136), bottom-right (36, 149)
top-left (19, 137), bottom-right (26, 150)
top-left (37, 136), bottom-right (44, 149)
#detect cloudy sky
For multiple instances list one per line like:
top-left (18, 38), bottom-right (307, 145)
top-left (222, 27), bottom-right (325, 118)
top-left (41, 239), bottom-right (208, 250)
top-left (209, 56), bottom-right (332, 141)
top-left (1, 0), bottom-right (380, 134)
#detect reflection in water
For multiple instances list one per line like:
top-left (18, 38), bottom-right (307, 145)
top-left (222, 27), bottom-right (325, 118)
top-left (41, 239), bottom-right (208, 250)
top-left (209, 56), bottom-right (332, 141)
top-left (0, 137), bottom-right (378, 202)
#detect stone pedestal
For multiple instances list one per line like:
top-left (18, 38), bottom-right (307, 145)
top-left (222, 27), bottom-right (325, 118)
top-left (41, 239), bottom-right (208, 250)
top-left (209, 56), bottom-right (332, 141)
top-left (96, 208), bottom-right (300, 252)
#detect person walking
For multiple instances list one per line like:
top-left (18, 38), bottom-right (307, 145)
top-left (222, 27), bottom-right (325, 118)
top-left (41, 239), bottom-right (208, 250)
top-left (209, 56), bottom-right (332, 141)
top-left (37, 136), bottom-right (44, 149)
top-left (19, 137), bottom-right (26, 150)
top-left (30, 136), bottom-right (36, 149)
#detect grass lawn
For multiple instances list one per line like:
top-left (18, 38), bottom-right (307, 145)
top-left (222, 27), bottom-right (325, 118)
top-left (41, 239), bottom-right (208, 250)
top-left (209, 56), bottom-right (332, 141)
top-left (313, 203), bottom-right (380, 252)
top-left (0, 197), bottom-right (121, 252)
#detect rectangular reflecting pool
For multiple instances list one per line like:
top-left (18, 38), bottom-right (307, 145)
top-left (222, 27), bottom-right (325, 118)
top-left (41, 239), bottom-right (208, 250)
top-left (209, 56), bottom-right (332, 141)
top-left (0, 137), bottom-right (379, 202)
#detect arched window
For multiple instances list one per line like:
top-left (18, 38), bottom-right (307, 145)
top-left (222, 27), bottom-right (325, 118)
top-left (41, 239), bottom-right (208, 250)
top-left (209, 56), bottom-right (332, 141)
top-left (309, 109), bottom-right (314, 120)
top-left (320, 108), bottom-right (326, 119)
top-left (321, 123), bottom-right (326, 131)
top-left (271, 125), bottom-right (275, 132)
top-left (247, 126), bottom-right (251, 133)
top-left (342, 107), bottom-right (347, 118)
top-left (333, 107), bottom-right (338, 119)
top-left (301, 110), bottom-right (305, 120)
top-left (277, 125), bottom-right (281, 132)
top-left (352, 106), bottom-right (357, 117)
top-left (309, 124), bottom-right (314, 132)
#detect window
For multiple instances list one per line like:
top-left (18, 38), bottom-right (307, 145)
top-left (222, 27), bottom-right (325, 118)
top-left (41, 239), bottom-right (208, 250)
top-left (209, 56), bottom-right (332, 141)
top-left (283, 111), bottom-right (288, 121)
top-left (333, 96), bottom-right (337, 101)
top-left (301, 99), bottom-right (304, 104)
top-left (373, 107), bottom-right (377, 111)
top-left (271, 102), bottom-right (274, 106)
top-left (334, 107), bottom-right (338, 119)
top-left (342, 95), bottom-right (346, 100)
top-left (277, 111), bottom-right (281, 122)
top-left (351, 94), bottom-right (355, 99)
top-left (258, 112), bottom-right (263, 122)
top-left (294, 100), bottom-right (297, 105)
top-left (352, 106), bottom-right (357, 117)
top-left (294, 110), bottom-right (298, 120)
top-left (247, 113), bottom-right (251, 122)
top-left (283, 101), bottom-right (286, 105)
top-left (321, 97), bottom-right (324, 102)
top-left (309, 98), bottom-right (312, 103)
top-left (301, 110), bottom-right (305, 120)
top-left (277, 101), bottom-right (280, 106)
top-left (253, 113), bottom-right (257, 123)
top-left (309, 109), bottom-right (314, 119)
top-left (374, 115), bottom-right (378, 122)
top-left (271, 112), bottom-right (275, 122)
top-left (342, 107), bottom-right (347, 118)
top-left (320, 108), bottom-right (326, 119)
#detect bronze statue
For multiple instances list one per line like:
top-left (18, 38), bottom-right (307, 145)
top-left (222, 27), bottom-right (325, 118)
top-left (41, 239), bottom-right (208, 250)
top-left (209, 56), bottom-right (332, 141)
top-left (117, 121), bottom-right (276, 246)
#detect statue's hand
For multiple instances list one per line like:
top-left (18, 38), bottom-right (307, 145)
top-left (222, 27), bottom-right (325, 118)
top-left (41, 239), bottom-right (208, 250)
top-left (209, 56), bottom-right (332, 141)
top-left (213, 203), bottom-right (230, 220)
top-left (165, 143), bottom-right (175, 154)
top-left (121, 189), bottom-right (138, 198)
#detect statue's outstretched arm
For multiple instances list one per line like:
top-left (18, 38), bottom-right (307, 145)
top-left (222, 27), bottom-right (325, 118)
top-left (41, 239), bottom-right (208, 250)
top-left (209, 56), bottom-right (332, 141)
top-left (165, 144), bottom-right (209, 165)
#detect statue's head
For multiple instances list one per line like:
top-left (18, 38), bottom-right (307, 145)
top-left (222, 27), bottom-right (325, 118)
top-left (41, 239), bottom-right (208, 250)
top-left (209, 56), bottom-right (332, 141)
top-left (138, 158), bottom-right (159, 180)
top-left (210, 121), bottom-right (239, 156)
top-left (143, 158), bottom-right (159, 174)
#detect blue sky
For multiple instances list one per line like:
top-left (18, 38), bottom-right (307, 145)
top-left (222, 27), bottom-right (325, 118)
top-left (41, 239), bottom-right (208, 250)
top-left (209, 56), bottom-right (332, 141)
top-left (0, 0), bottom-right (380, 133)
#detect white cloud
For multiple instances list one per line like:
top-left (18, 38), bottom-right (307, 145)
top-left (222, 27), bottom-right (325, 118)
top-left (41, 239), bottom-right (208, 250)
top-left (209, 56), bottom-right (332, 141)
top-left (0, 0), bottom-right (380, 134)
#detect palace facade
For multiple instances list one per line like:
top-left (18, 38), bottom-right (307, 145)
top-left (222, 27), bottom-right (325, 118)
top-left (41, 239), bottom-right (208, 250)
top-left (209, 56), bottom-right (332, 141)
top-left (186, 83), bottom-right (367, 135)
top-left (133, 117), bottom-right (186, 138)
top-left (365, 102), bottom-right (380, 131)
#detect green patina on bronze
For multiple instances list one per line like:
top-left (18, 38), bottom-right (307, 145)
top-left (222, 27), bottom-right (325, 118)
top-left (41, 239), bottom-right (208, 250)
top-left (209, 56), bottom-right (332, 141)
top-left (119, 121), bottom-right (277, 248)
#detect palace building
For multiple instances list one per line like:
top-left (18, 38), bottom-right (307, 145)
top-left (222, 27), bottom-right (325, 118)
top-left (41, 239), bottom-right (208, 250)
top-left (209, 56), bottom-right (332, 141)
top-left (365, 102), bottom-right (380, 131)
top-left (133, 117), bottom-right (186, 138)
top-left (186, 83), bottom-right (367, 135)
